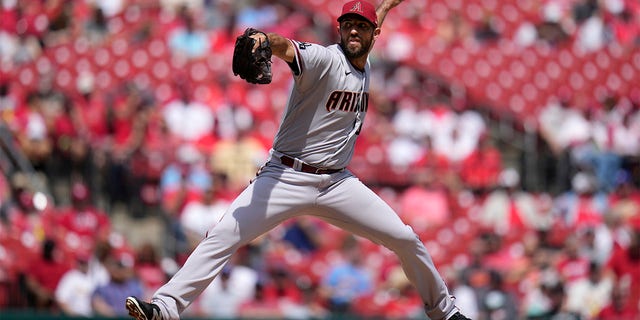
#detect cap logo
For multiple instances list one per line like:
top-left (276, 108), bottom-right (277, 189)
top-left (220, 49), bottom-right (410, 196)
top-left (350, 1), bottom-right (363, 13)
top-left (338, 0), bottom-right (378, 27)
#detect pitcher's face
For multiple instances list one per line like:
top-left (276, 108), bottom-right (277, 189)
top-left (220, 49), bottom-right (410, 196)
top-left (339, 16), bottom-right (376, 59)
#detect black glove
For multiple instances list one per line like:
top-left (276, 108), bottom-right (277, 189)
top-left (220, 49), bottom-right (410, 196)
top-left (232, 28), bottom-right (273, 84)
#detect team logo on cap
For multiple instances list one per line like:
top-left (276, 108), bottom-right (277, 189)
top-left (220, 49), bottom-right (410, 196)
top-left (350, 1), bottom-right (363, 13)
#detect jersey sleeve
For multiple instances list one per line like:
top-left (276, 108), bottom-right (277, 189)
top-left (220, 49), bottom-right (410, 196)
top-left (289, 40), bottom-right (336, 93)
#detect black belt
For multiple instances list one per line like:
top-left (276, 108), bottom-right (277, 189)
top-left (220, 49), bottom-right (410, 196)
top-left (279, 155), bottom-right (344, 174)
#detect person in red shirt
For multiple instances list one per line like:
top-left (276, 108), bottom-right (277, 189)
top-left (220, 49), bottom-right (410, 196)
top-left (24, 238), bottom-right (71, 311)
top-left (597, 283), bottom-right (638, 320)
top-left (555, 234), bottom-right (591, 284)
top-left (56, 181), bottom-right (111, 253)
top-left (237, 281), bottom-right (283, 319)
top-left (605, 217), bottom-right (640, 317)
top-left (133, 243), bottom-right (167, 301)
top-left (460, 134), bottom-right (503, 192)
top-left (260, 265), bottom-right (302, 304)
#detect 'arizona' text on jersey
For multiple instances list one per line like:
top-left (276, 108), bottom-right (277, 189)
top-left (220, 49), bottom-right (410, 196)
top-left (326, 91), bottom-right (369, 113)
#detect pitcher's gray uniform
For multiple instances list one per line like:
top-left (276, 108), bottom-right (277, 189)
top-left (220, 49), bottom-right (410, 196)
top-left (132, 1), bottom-right (465, 320)
top-left (149, 40), bottom-right (458, 320)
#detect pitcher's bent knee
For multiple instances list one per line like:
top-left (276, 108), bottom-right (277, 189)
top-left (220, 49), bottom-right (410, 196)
top-left (383, 225), bottom-right (423, 253)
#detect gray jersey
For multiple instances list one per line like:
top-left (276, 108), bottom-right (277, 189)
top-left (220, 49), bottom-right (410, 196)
top-left (271, 41), bottom-right (370, 169)
top-left (145, 35), bottom-right (461, 320)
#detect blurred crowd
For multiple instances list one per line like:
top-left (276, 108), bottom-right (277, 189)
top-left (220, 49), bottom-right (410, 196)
top-left (0, 0), bottom-right (639, 319)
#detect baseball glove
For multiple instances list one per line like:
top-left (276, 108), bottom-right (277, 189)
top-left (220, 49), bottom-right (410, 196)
top-left (232, 28), bottom-right (273, 84)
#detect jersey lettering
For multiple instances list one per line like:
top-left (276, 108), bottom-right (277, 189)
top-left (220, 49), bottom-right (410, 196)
top-left (298, 42), bottom-right (312, 50)
top-left (326, 92), bottom-right (342, 111)
top-left (325, 91), bottom-right (369, 113)
top-left (339, 92), bottom-right (353, 111)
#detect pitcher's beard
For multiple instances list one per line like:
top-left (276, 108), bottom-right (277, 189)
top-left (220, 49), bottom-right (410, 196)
top-left (340, 41), bottom-right (370, 59)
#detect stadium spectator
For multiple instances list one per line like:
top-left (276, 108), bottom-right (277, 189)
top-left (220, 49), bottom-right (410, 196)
top-left (158, 144), bottom-right (212, 261)
top-left (432, 104), bottom-right (486, 168)
top-left (608, 173), bottom-right (640, 221)
top-left (10, 33), bottom-right (42, 66)
top-left (476, 269), bottom-right (519, 320)
top-left (567, 107), bottom-right (616, 193)
top-left (55, 181), bottom-right (111, 253)
top-left (23, 238), bottom-right (70, 311)
top-left (0, 0), bottom-right (17, 29)
top-left (319, 235), bottom-right (373, 314)
top-left (388, 96), bottom-right (428, 168)
top-left (47, 96), bottom-right (92, 200)
top-left (577, 222), bottom-right (614, 268)
top-left (14, 92), bottom-right (52, 169)
top-left (45, 1), bottom-right (73, 45)
top-left (553, 172), bottom-right (609, 229)
top-left (54, 250), bottom-right (95, 317)
top-left (70, 78), bottom-right (110, 161)
top-left (237, 281), bottom-right (283, 318)
top-left (520, 268), bottom-right (566, 319)
top-left (597, 282), bottom-right (638, 319)
top-left (0, 82), bottom-right (18, 121)
top-left (133, 242), bottom-right (167, 302)
top-left (473, 13), bottom-right (501, 43)
top-left (445, 268), bottom-right (479, 320)
top-left (537, 0), bottom-right (572, 46)
top-left (86, 240), bottom-right (112, 289)
top-left (606, 97), bottom-right (640, 158)
top-left (102, 84), bottom-right (152, 210)
top-left (91, 250), bottom-right (143, 317)
top-left (555, 234), bottom-right (592, 284)
top-left (479, 168), bottom-right (551, 233)
top-left (564, 261), bottom-right (614, 319)
top-left (179, 183), bottom-right (230, 250)
top-left (398, 168), bottom-right (451, 234)
top-left (375, 265), bottom-right (424, 318)
top-left (167, 6), bottom-right (210, 59)
top-left (162, 81), bottom-right (214, 143)
top-left (198, 254), bottom-right (259, 318)
top-left (196, 266), bottom-right (245, 318)
top-left (84, 4), bottom-right (109, 45)
top-left (281, 276), bottom-right (328, 319)
top-left (460, 134), bottom-right (503, 192)
top-left (261, 265), bottom-right (304, 309)
top-left (609, 8), bottom-right (640, 46)
top-left (235, 0), bottom-right (280, 31)
top-left (605, 217), bottom-right (640, 317)
top-left (159, 144), bottom-right (212, 210)
top-left (470, 231), bottom-right (528, 280)
top-left (538, 95), bottom-right (592, 156)
top-left (214, 92), bottom-right (256, 141)
top-left (209, 127), bottom-right (267, 193)
top-left (0, 173), bottom-right (30, 236)
top-left (574, 6), bottom-right (607, 53)
top-left (437, 11), bottom-right (472, 46)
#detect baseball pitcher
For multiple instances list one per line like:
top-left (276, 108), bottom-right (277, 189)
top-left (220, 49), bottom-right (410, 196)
top-left (126, 1), bottom-right (470, 319)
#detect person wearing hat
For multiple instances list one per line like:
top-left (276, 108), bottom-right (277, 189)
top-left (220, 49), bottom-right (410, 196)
top-left (54, 250), bottom-right (95, 317)
top-left (126, 1), bottom-right (470, 319)
top-left (94, 250), bottom-right (144, 317)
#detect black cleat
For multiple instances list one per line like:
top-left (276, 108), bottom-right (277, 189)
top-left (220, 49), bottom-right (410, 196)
top-left (448, 311), bottom-right (472, 320)
top-left (125, 296), bottom-right (163, 320)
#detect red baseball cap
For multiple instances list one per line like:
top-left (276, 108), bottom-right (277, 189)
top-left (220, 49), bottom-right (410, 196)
top-left (338, 1), bottom-right (378, 27)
